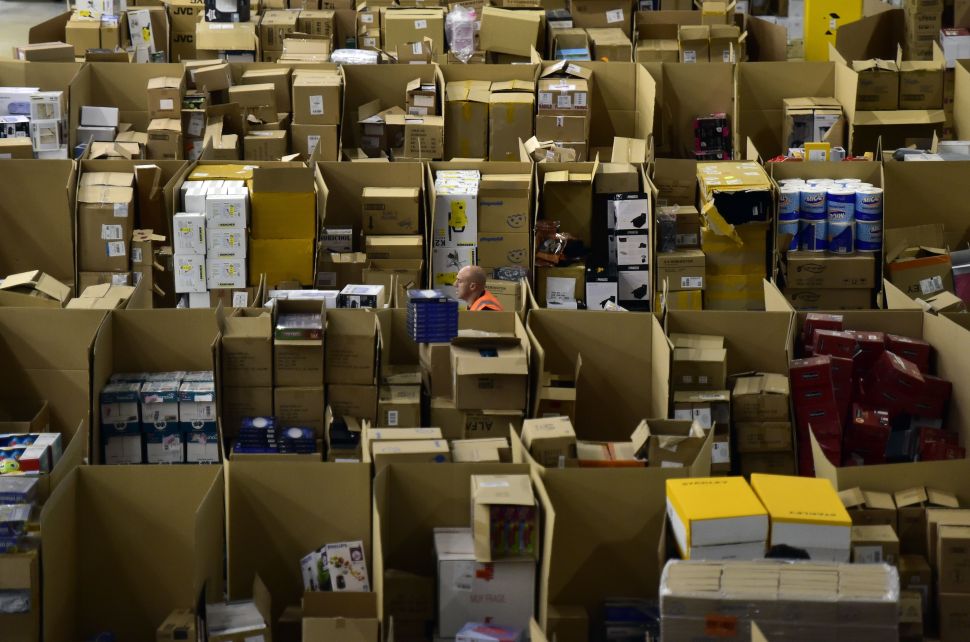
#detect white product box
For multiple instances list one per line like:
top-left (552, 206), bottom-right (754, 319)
top-left (104, 434), bottom-right (142, 465)
top-left (29, 119), bottom-right (61, 151)
top-left (146, 434), bottom-right (184, 464)
top-left (206, 228), bottom-right (247, 258)
top-left (174, 254), bottom-right (207, 293)
top-left (206, 257), bottom-right (247, 289)
top-left (616, 233), bottom-right (650, 267)
top-left (29, 91), bottom-right (65, 121)
top-left (0, 87), bottom-right (38, 117)
top-left (81, 105), bottom-right (119, 128)
top-left (187, 291), bottom-right (211, 308)
top-left (205, 189), bottom-right (248, 228)
top-left (338, 284), bottom-right (385, 309)
top-left (178, 381), bottom-right (217, 424)
top-left (586, 280), bottom-right (619, 309)
top-left (325, 541), bottom-right (371, 592)
top-left (186, 432), bottom-right (219, 463)
top-left (127, 9), bottom-right (156, 54)
top-left (35, 147), bottom-right (68, 159)
top-left (432, 245), bottom-right (476, 297)
top-left (76, 125), bottom-right (116, 143)
top-left (434, 528), bottom-right (535, 638)
top-left (320, 227), bottom-right (354, 253)
top-left (610, 198), bottom-right (650, 231)
top-left (173, 212), bottom-right (207, 255)
top-left (618, 268), bottom-right (650, 304)
top-left (433, 178), bottom-right (479, 247)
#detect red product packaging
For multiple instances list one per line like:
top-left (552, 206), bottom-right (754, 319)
top-left (829, 355), bottom-right (854, 419)
top-left (851, 403), bottom-right (891, 432)
top-left (843, 404), bottom-right (890, 466)
top-left (886, 334), bottom-right (932, 373)
top-left (918, 428), bottom-right (965, 461)
top-left (812, 330), bottom-right (859, 360)
top-left (849, 330), bottom-right (885, 374)
top-left (789, 356), bottom-right (834, 391)
top-left (802, 313), bottom-right (844, 345)
top-left (870, 351), bottom-right (925, 401)
top-left (912, 374), bottom-right (952, 420)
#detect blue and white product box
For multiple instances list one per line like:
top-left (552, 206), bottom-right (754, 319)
top-left (183, 370), bottom-right (215, 383)
top-left (140, 381), bottom-right (181, 429)
top-left (109, 372), bottom-right (147, 383)
top-left (144, 371), bottom-right (187, 383)
top-left (104, 432), bottom-right (143, 465)
top-left (100, 382), bottom-right (142, 432)
top-left (186, 431), bottom-right (219, 464)
top-left (0, 477), bottom-right (37, 504)
top-left (179, 381), bottom-right (217, 436)
top-left (144, 424), bottom-right (184, 465)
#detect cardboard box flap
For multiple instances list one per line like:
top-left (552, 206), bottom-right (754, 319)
top-left (852, 110), bottom-right (946, 126)
top-left (894, 487), bottom-right (928, 508)
top-left (927, 488), bottom-right (960, 508)
top-left (80, 171), bottom-right (134, 188)
top-left (148, 118), bottom-right (182, 133)
top-left (839, 487), bottom-right (867, 509)
top-left (611, 137), bottom-right (647, 163)
top-left (472, 474), bottom-right (535, 507)
top-left (733, 373), bottom-right (790, 397)
top-left (491, 79), bottom-right (536, 93)
top-left (78, 184), bottom-right (134, 205)
top-left (252, 166), bottom-right (314, 193)
top-left (445, 80), bottom-right (491, 103)
top-left (885, 224), bottom-right (947, 263)
top-left (0, 270), bottom-right (71, 302)
top-left (253, 574), bottom-right (272, 624)
top-left (863, 490), bottom-right (896, 510)
top-left (454, 348), bottom-right (528, 376)
top-left (0, 552), bottom-right (34, 590)
top-left (540, 60), bottom-right (594, 81)
top-left (852, 58), bottom-right (898, 73)
top-left (302, 591), bottom-right (378, 618)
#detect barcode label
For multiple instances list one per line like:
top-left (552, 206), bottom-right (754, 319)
top-left (557, 95), bottom-right (572, 109)
top-left (102, 224), bottom-right (123, 240)
top-left (919, 276), bottom-right (943, 295)
top-left (712, 442), bottom-right (730, 464)
top-left (388, 410), bottom-right (399, 426)
top-left (113, 202), bottom-right (128, 217)
top-left (159, 99), bottom-right (174, 110)
top-left (854, 545), bottom-right (882, 564)
top-left (606, 8), bottom-right (624, 23)
top-left (684, 50), bottom-right (697, 63)
top-left (574, 93), bottom-right (587, 107)
top-left (414, 19), bottom-right (427, 28)
top-left (307, 135), bottom-right (320, 156)
top-left (309, 95), bottom-right (324, 115)
top-left (681, 276), bottom-right (703, 289)
top-left (111, 273), bottom-right (128, 285)
top-left (131, 247), bottom-right (143, 263)
top-left (107, 241), bottom-right (126, 257)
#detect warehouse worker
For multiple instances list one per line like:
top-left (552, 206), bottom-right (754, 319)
top-left (456, 266), bottom-right (504, 311)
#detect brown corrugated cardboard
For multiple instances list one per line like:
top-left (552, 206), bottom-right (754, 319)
top-left (383, 9), bottom-right (445, 58)
top-left (851, 524), bottom-right (899, 565)
top-left (377, 385), bottom-right (421, 427)
top-left (852, 59), bottom-right (900, 111)
top-left (147, 118), bottom-right (183, 161)
top-left (274, 386), bottom-right (325, 435)
top-left (480, 7), bottom-right (543, 57)
top-left (326, 309), bottom-right (378, 385)
top-left (445, 81), bottom-right (491, 160)
top-left (588, 27), bottom-right (632, 62)
top-left (221, 309), bottom-right (272, 388)
top-left (839, 488), bottom-right (897, 528)
top-left (430, 398), bottom-right (523, 441)
top-left (329, 384), bottom-right (378, 422)
top-left (785, 252), bottom-right (875, 289)
top-left (732, 373), bottom-right (791, 422)
top-left (41, 466), bottom-right (224, 640)
top-left (302, 592), bottom-right (379, 641)
top-left (488, 91), bottom-right (535, 161)
top-left (292, 70), bottom-right (342, 126)
top-left (736, 422), bottom-right (793, 453)
top-left (78, 173), bottom-right (135, 273)
top-left (521, 416), bottom-right (577, 467)
top-left (362, 187), bottom-right (421, 235)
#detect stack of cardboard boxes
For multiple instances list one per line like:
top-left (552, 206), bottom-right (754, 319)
top-left (905, 0), bottom-right (943, 60)
top-left (431, 170), bottom-right (479, 296)
top-left (77, 171), bottom-right (136, 289)
top-left (195, 0), bottom-right (257, 62)
top-left (250, 166), bottom-right (316, 287)
top-left (221, 309), bottom-right (274, 439)
top-left (489, 81), bottom-right (535, 161)
top-left (361, 184), bottom-right (422, 302)
top-left (272, 300), bottom-right (326, 445)
top-left (536, 62), bottom-right (592, 160)
top-left (669, 333), bottom-right (730, 472)
top-left (733, 373), bottom-right (795, 476)
top-left (697, 161), bottom-right (773, 310)
top-left (326, 309), bottom-right (380, 425)
top-left (167, 0), bottom-right (205, 61)
top-left (290, 68), bottom-right (342, 161)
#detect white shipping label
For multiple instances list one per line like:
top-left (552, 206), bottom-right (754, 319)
top-left (722, 50), bottom-right (732, 63)
top-left (113, 202), bottom-right (128, 217)
top-left (0, 154), bottom-right (11, 160)
top-left (681, 276), bottom-right (703, 289)
top-left (684, 50), bottom-right (697, 63)
top-left (111, 273), bottom-right (128, 285)
top-left (309, 95), bottom-right (324, 115)
top-left (361, 13), bottom-right (373, 22)
top-left (159, 99), bottom-right (174, 111)
top-left (455, 561), bottom-right (475, 591)
top-left (712, 442), bottom-right (730, 464)
top-left (101, 224), bottom-right (123, 240)
top-left (574, 92), bottom-right (587, 107)
top-left (556, 116), bottom-right (564, 127)
top-left (557, 95), bottom-right (572, 109)
top-left (693, 407), bottom-right (712, 429)
top-left (107, 241), bottom-right (126, 257)
top-left (210, 23), bottom-right (232, 30)
top-left (538, 92), bottom-right (552, 107)
top-left (661, 461), bottom-right (684, 468)
top-left (131, 247), bottom-right (143, 263)
top-left (307, 135), bottom-right (321, 156)
top-left (606, 8), bottom-right (624, 23)
top-left (187, 114), bottom-right (205, 137)
top-left (232, 291), bottom-right (248, 307)
top-left (388, 410), bottom-right (399, 426)
top-left (414, 95), bottom-right (434, 107)
top-left (699, 376), bottom-right (709, 385)
top-left (412, 42), bottom-right (424, 54)
top-left (414, 19), bottom-right (427, 29)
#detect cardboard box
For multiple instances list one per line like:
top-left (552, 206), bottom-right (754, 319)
top-left (325, 309), bottom-right (378, 385)
top-left (631, 419), bottom-right (707, 468)
top-left (938, 524), bottom-right (970, 593)
top-left (251, 166), bottom-right (315, 240)
top-left (244, 130), bottom-right (288, 161)
top-left (147, 118), bottom-right (182, 161)
top-left (241, 67), bottom-right (292, 113)
top-left (672, 390), bottom-right (729, 432)
top-left (430, 398), bottom-right (523, 441)
top-left (785, 252), bottom-right (875, 289)
top-left (292, 71), bottom-right (342, 126)
top-left (362, 187), bottom-right (421, 235)
top-left (191, 62), bottom-right (232, 93)
top-left (521, 416), bottom-right (577, 467)
top-left (782, 97), bottom-right (844, 149)
top-left (679, 24), bottom-right (710, 63)
top-left (478, 174), bottom-right (530, 233)
top-left (783, 287), bottom-right (872, 311)
top-left (851, 524), bottom-right (899, 565)
top-left (377, 385), bottom-right (421, 427)
top-left (587, 27), bottom-right (632, 62)
top-left (297, 9), bottom-right (336, 37)
top-left (488, 92), bottom-right (533, 162)
top-left (371, 439), bottom-right (450, 472)
top-left (222, 310), bottom-right (272, 388)
top-left (383, 9), bottom-right (445, 58)
top-left (406, 78), bottom-right (438, 117)
top-left (480, 7), bottom-right (543, 57)
top-left (78, 172), bottom-right (135, 273)
top-left (228, 83), bottom-right (277, 125)
top-left (899, 58), bottom-right (945, 110)
top-left (671, 346), bottom-right (727, 391)
top-left (252, 238), bottom-right (315, 286)
top-left (535, 115), bottom-right (588, 143)
top-left (571, 0), bottom-right (631, 35)
top-left (385, 113), bottom-right (444, 160)
top-left (445, 81), bottom-right (490, 160)
top-left (839, 488), bottom-right (897, 528)
top-left (302, 592), bottom-right (379, 641)
top-left (477, 232), bottom-right (530, 270)
top-left (195, 20), bottom-right (257, 58)
top-left (732, 373), bottom-right (790, 422)
top-left (852, 59), bottom-right (900, 111)
top-left (637, 38), bottom-right (680, 63)
top-left (328, 383), bottom-right (378, 423)
top-left (451, 340), bottom-right (528, 411)
top-left (657, 250), bottom-right (705, 292)
top-left (471, 474), bottom-right (537, 561)
top-left (365, 235), bottom-right (423, 260)
top-left (259, 8), bottom-right (299, 52)
top-left (735, 422), bottom-right (793, 453)
top-left (290, 123), bottom-right (339, 161)
top-left (739, 451), bottom-right (797, 476)
top-left (66, 15), bottom-right (102, 56)
top-left (939, 592), bottom-right (970, 642)
top-left (537, 63), bottom-right (591, 117)
top-left (147, 77), bottom-right (185, 120)
top-left (222, 387), bottom-right (273, 437)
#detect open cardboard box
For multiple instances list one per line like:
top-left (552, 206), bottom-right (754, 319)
top-left (89, 308), bottom-right (221, 464)
top-left (226, 459), bottom-right (372, 639)
top-left (303, 591), bottom-right (379, 641)
top-left (41, 465), bottom-right (224, 641)
top-left (373, 462), bottom-right (534, 639)
top-left (527, 309), bottom-right (668, 440)
top-left (0, 160), bottom-right (77, 293)
top-left (0, 308), bottom-right (103, 497)
top-left (650, 62), bottom-right (734, 158)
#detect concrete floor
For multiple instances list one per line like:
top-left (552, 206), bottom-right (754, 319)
top-left (0, 0), bottom-right (67, 59)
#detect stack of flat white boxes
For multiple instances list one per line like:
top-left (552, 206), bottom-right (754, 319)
top-left (432, 170), bottom-right (479, 298)
top-left (175, 179), bottom-right (249, 307)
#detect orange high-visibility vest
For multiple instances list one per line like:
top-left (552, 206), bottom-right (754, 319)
top-left (469, 290), bottom-right (503, 311)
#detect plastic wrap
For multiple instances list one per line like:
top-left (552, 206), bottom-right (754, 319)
top-left (659, 559), bottom-right (899, 641)
top-left (445, 6), bottom-right (477, 63)
top-left (330, 49), bottom-right (381, 65)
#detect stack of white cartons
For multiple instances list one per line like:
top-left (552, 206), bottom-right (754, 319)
top-left (175, 180), bottom-right (250, 306)
top-left (432, 170), bottom-right (479, 298)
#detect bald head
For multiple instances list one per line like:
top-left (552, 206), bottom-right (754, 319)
top-left (455, 265), bottom-right (487, 304)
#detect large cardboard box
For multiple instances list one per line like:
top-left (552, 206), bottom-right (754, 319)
top-left (479, 7), bottom-right (543, 57)
top-left (444, 81), bottom-right (491, 160)
top-left (251, 166), bottom-right (316, 240)
top-left (251, 239), bottom-right (315, 287)
top-left (78, 172), bottom-right (135, 273)
top-left (292, 70), bottom-right (342, 126)
top-left (451, 314), bottom-right (529, 411)
top-left (302, 592), bottom-right (379, 641)
top-left (221, 309), bottom-right (272, 388)
top-left (326, 309), bottom-right (379, 385)
top-left (42, 466), bottom-right (224, 641)
top-left (383, 9), bottom-right (445, 58)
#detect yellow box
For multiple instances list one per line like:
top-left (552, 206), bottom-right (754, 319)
top-left (250, 238), bottom-right (315, 286)
top-left (805, 0), bottom-right (862, 61)
top-left (250, 167), bottom-right (316, 239)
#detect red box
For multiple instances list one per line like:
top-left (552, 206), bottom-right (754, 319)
top-left (918, 427), bottom-right (964, 461)
top-left (796, 400), bottom-right (842, 437)
top-left (886, 334), bottom-right (931, 373)
top-left (911, 416), bottom-right (944, 431)
top-left (829, 355), bottom-right (853, 418)
top-left (812, 330), bottom-right (859, 360)
top-left (849, 330), bottom-right (885, 374)
top-left (802, 313), bottom-right (844, 345)
top-left (790, 356), bottom-right (834, 391)
top-left (913, 374), bottom-right (952, 420)
top-left (871, 351), bottom-right (925, 397)
top-left (851, 403), bottom-right (890, 432)
top-left (844, 407), bottom-right (890, 466)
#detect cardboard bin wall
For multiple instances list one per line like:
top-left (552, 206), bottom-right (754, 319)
top-left (0, 160), bottom-right (77, 291)
top-left (41, 465), bottom-right (224, 642)
top-left (89, 308), bottom-right (220, 463)
top-left (526, 309), bottom-right (668, 440)
top-left (658, 62), bottom-right (735, 159)
top-left (226, 460), bottom-right (372, 636)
